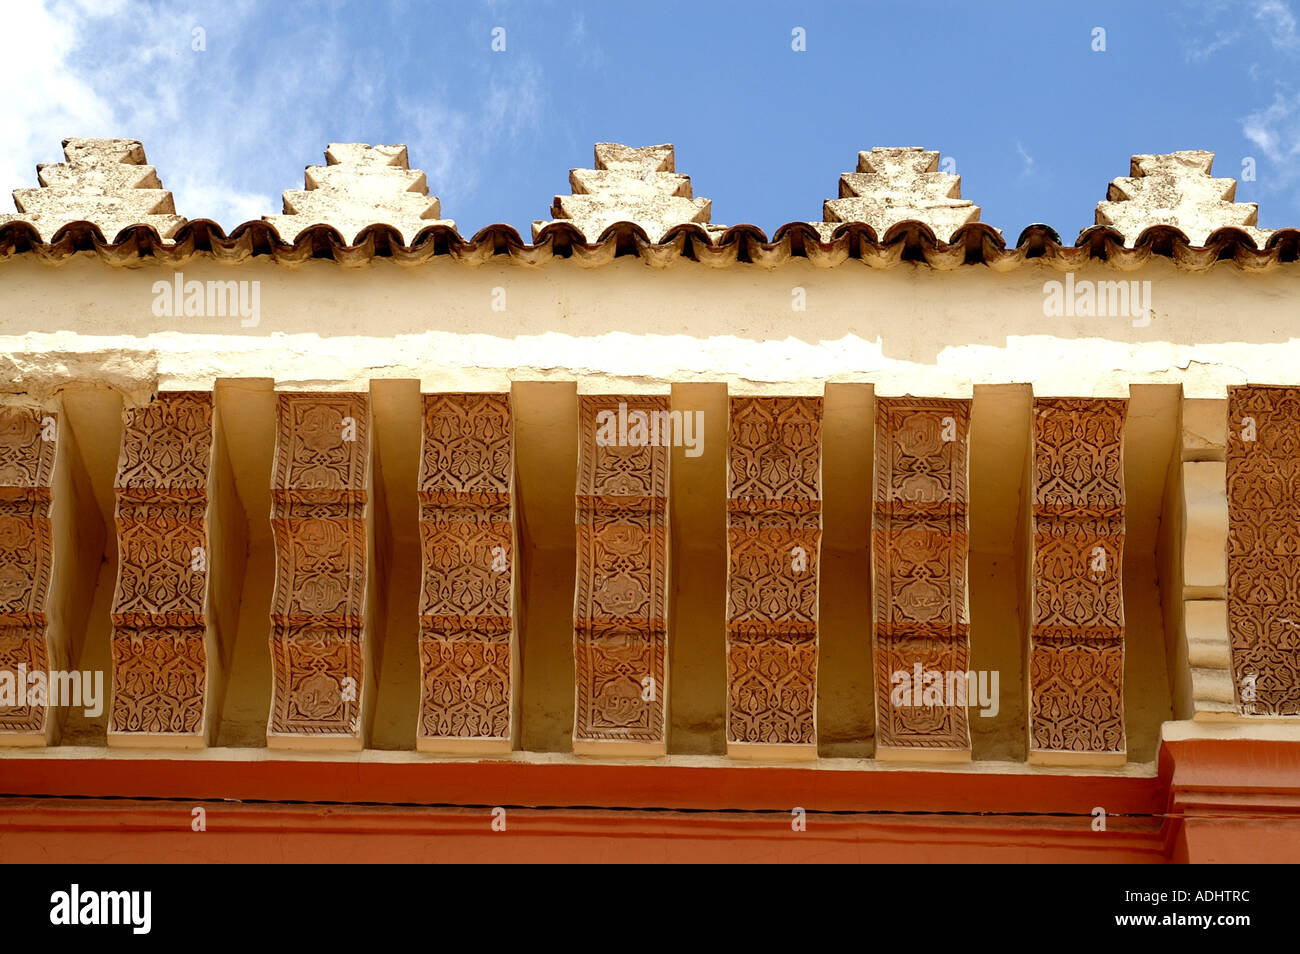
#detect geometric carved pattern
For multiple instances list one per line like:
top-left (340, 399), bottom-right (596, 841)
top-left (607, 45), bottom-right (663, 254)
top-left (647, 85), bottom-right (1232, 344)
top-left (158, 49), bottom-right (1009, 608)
top-left (1226, 386), bottom-right (1300, 716)
top-left (110, 392), bottom-right (213, 740)
top-left (573, 395), bottom-right (670, 752)
top-left (1028, 398), bottom-right (1127, 759)
top-left (872, 398), bottom-right (971, 756)
top-left (0, 407), bottom-right (56, 738)
top-left (725, 396), bottom-right (822, 754)
top-left (417, 393), bottom-right (515, 749)
top-left (269, 393), bottom-right (369, 742)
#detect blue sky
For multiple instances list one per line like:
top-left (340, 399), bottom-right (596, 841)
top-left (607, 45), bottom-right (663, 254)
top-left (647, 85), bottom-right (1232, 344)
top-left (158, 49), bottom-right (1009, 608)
top-left (4, 0), bottom-right (1300, 239)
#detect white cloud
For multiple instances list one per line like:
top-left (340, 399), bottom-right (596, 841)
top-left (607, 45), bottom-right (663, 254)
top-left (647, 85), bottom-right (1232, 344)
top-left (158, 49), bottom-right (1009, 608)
top-left (568, 14), bottom-right (606, 70)
top-left (1015, 141), bottom-right (1035, 178)
top-left (1181, 2), bottom-right (1299, 62)
top-left (0, 2), bottom-right (116, 199)
top-left (1, 0), bottom-right (550, 231)
top-left (398, 61), bottom-right (545, 214)
top-left (1184, 28), bottom-right (1241, 62)
top-left (1255, 0), bottom-right (1300, 51)
top-left (1242, 90), bottom-right (1300, 215)
top-left (0, 0), bottom-right (277, 227)
top-left (1242, 91), bottom-right (1300, 164)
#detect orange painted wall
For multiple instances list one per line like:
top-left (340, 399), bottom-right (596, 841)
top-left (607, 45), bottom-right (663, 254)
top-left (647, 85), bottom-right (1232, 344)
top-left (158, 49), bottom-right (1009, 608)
top-left (2, 739), bottom-right (1297, 863)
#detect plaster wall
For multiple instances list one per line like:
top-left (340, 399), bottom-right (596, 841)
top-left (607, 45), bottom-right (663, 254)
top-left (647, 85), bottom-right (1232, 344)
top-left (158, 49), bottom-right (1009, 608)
top-left (0, 258), bottom-right (1297, 401)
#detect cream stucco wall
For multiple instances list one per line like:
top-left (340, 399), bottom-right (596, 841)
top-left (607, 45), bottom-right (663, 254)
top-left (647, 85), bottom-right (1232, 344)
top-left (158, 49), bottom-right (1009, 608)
top-left (1, 257), bottom-right (1298, 402)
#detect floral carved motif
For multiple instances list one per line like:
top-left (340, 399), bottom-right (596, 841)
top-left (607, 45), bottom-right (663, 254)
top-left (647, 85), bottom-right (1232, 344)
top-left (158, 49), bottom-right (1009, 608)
top-left (0, 408), bottom-right (55, 736)
top-left (726, 396), bottom-right (822, 749)
top-left (110, 392), bottom-right (213, 738)
top-left (418, 393), bottom-right (515, 745)
top-left (573, 395), bottom-right (669, 749)
top-left (1226, 386), bottom-right (1300, 715)
top-left (873, 398), bottom-right (970, 753)
top-left (1028, 398), bottom-right (1126, 756)
top-left (269, 393), bottom-right (369, 740)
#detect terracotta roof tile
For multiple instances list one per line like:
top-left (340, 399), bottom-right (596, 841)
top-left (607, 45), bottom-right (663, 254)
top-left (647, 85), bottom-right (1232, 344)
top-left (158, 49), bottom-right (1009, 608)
top-left (1, 217), bottom-right (1295, 272)
top-left (1, 141), bottom-right (1296, 272)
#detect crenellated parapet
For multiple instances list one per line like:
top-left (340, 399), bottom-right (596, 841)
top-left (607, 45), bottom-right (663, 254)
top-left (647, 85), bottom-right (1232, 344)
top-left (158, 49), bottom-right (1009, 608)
top-left (0, 136), bottom-right (1296, 261)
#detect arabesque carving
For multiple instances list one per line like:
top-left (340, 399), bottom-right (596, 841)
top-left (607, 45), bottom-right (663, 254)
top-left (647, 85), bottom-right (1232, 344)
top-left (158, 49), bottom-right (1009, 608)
top-left (726, 396), bottom-right (822, 756)
top-left (1226, 386), bottom-right (1300, 716)
top-left (418, 393), bottom-right (515, 750)
top-left (269, 393), bottom-right (370, 745)
top-left (573, 395), bottom-right (670, 753)
top-left (1028, 398), bottom-right (1126, 761)
top-left (0, 408), bottom-right (56, 739)
top-left (873, 398), bottom-right (971, 758)
top-left (110, 392), bottom-right (213, 741)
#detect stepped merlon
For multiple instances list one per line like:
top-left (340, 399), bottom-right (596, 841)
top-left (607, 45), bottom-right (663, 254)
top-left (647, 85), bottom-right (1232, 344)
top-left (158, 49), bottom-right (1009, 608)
top-left (816, 146), bottom-right (983, 243)
top-left (0, 138), bottom-right (185, 242)
top-left (264, 142), bottom-right (452, 245)
top-left (533, 142), bottom-right (725, 243)
top-left (1095, 150), bottom-right (1273, 247)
